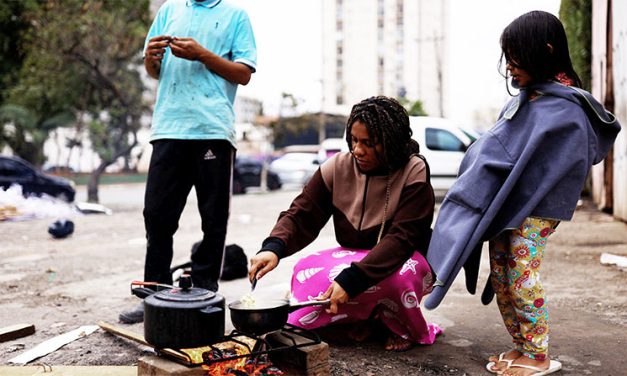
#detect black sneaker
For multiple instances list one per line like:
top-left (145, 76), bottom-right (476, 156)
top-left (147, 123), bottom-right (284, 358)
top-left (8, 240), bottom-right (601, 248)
top-left (119, 302), bottom-right (144, 324)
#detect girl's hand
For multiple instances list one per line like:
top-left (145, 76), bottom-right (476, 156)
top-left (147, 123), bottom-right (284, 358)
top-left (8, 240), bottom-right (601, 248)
top-left (319, 281), bottom-right (349, 314)
top-left (248, 251), bottom-right (279, 282)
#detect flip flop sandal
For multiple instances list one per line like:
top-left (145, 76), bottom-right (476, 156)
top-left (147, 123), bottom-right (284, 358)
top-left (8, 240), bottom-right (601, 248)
top-left (486, 352), bottom-right (514, 374)
top-left (384, 334), bottom-right (413, 352)
top-left (503, 360), bottom-right (562, 376)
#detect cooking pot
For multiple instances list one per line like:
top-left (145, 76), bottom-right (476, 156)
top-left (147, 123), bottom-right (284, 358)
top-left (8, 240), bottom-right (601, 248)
top-left (229, 298), bottom-right (330, 335)
top-left (131, 275), bottom-right (225, 349)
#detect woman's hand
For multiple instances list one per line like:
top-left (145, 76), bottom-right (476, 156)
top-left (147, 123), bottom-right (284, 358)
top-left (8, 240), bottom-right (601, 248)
top-left (248, 251), bottom-right (279, 282)
top-left (319, 281), bottom-right (349, 314)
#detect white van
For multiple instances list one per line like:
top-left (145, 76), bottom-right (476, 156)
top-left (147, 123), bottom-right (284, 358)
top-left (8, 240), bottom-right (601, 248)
top-left (318, 138), bottom-right (345, 162)
top-left (342, 116), bottom-right (478, 191)
top-left (409, 116), bottom-right (477, 190)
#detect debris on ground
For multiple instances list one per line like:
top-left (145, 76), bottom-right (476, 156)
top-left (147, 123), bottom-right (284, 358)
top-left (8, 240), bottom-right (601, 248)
top-left (600, 252), bottom-right (627, 269)
top-left (75, 202), bottom-right (113, 215)
top-left (0, 186), bottom-right (77, 221)
top-left (48, 219), bottom-right (75, 239)
top-left (0, 324), bottom-right (36, 343)
top-left (8, 325), bottom-right (99, 365)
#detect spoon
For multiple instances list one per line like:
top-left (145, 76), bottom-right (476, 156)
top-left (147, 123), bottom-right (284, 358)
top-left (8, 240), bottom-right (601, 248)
top-left (251, 271), bottom-right (259, 292)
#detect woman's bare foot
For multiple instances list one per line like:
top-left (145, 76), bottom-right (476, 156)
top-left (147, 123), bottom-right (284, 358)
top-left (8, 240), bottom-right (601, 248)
top-left (502, 356), bottom-right (551, 376)
top-left (384, 332), bottom-right (413, 352)
top-left (487, 349), bottom-right (521, 373)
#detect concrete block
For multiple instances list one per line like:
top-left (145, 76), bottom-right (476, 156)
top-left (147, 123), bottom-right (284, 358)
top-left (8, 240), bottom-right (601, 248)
top-left (138, 356), bottom-right (206, 376)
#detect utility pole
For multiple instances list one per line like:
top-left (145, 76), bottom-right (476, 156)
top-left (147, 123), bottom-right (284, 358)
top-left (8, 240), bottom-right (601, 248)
top-left (318, 79), bottom-right (326, 144)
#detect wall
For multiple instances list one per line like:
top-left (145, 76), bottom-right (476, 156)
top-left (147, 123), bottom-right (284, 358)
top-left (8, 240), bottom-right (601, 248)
top-left (591, 0), bottom-right (627, 221)
top-left (611, 0), bottom-right (627, 220)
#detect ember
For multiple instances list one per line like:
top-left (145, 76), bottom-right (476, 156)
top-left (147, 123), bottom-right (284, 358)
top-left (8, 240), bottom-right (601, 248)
top-left (202, 352), bottom-right (284, 375)
top-left (169, 325), bottom-right (319, 375)
top-left (201, 345), bottom-right (247, 374)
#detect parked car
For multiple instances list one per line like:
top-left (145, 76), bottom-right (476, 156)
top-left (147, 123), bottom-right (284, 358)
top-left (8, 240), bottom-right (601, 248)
top-left (0, 155), bottom-right (76, 202)
top-left (232, 156), bottom-right (282, 194)
top-left (268, 152), bottom-right (320, 187)
top-left (409, 116), bottom-right (477, 190)
top-left (341, 116), bottom-right (478, 190)
top-left (318, 138), bottom-right (344, 162)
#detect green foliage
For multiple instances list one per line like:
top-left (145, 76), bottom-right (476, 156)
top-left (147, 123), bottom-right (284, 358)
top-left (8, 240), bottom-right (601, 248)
top-left (397, 98), bottom-right (428, 116)
top-left (0, 0), bottom-right (42, 105)
top-left (560, 0), bottom-right (592, 90)
top-left (1, 0), bottom-right (149, 172)
top-left (0, 103), bottom-right (74, 164)
top-left (272, 113), bottom-right (347, 149)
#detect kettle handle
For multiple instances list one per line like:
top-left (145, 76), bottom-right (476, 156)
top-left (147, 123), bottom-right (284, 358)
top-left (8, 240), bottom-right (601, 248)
top-left (131, 287), bottom-right (155, 299)
top-left (130, 280), bottom-right (176, 299)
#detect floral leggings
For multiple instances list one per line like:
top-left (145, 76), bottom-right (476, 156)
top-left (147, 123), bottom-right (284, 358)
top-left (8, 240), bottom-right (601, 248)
top-left (489, 217), bottom-right (559, 361)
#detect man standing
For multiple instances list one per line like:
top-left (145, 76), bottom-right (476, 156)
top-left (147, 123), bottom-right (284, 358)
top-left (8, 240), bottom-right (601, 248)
top-left (120, 0), bottom-right (256, 324)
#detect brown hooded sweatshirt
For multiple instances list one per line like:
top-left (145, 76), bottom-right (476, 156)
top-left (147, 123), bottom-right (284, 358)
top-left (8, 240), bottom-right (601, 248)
top-left (261, 152), bottom-right (435, 297)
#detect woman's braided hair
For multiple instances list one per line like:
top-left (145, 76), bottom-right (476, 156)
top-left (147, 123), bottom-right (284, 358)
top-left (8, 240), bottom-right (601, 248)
top-left (345, 96), bottom-right (421, 171)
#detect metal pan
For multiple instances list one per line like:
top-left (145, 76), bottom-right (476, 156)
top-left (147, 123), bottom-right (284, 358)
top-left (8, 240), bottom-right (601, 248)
top-left (228, 298), bottom-right (331, 335)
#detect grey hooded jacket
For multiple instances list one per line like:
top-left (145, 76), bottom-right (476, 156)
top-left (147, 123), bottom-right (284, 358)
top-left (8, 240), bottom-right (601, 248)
top-left (425, 81), bottom-right (621, 310)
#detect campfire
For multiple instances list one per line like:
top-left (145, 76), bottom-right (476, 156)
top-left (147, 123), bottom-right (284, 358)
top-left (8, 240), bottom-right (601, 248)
top-left (202, 351), bottom-right (283, 375)
top-left (177, 335), bottom-right (283, 375)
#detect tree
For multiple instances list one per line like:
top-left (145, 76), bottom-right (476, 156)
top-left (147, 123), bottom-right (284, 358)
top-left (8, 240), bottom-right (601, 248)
top-left (0, 0), bottom-right (41, 105)
top-left (0, 0), bottom-right (59, 161)
top-left (398, 98), bottom-right (428, 116)
top-left (0, 104), bottom-right (75, 165)
top-left (560, 0), bottom-right (592, 90)
top-left (271, 113), bottom-right (347, 149)
top-left (5, 0), bottom-right (151, 202)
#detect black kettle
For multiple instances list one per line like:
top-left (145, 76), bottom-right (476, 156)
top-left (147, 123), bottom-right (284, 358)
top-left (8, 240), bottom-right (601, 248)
top-left (131, 274), bottom-right (225, 349)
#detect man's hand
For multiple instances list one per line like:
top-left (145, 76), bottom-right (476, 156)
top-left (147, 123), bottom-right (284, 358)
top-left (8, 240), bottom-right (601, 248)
top-left (144, 35), bottom-right (171, 78)
top-left (145, 35), bottom-right (171, 62)
top-left (169, 37), bottom-right (206, 61)
top-left (249, 251), bottom-right (279, 283)
top-left (319, 281), bottom-right (349, 314)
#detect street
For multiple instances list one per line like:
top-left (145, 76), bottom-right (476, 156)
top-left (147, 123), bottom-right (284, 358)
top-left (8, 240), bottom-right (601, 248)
top-left (0, 183), bottom-right (626, 375)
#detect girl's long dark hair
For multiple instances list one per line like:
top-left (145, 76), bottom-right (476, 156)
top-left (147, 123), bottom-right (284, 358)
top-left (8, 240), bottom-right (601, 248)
top-left (499, 10), bottom-right (582, 89)
top-left (345, 96), bottom-right (421, 171)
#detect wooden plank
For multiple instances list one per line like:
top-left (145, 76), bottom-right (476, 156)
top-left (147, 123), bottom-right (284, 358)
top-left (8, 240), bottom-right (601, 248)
top-left (0, 323), bottom-right (35, 342)
top-left (96, 321), bottom-right (149, 346)
top-left (96, 321), bottom-right (191, 364)
top-left (0, 365), bottom-right (136, 375)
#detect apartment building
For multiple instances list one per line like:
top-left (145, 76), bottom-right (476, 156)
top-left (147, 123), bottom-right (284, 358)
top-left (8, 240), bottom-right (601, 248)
top-left (321, 0), bottom-right (448, 116)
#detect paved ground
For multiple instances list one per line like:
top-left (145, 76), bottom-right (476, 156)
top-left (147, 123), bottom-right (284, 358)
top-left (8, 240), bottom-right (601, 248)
top-left (0, 183), bottom-right (626, 375)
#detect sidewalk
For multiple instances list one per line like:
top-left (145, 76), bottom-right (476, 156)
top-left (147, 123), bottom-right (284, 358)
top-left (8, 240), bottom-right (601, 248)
top-left (0, 186), bottom-right (625, 374)
top-left (225, 192), bottom-right (627, 375)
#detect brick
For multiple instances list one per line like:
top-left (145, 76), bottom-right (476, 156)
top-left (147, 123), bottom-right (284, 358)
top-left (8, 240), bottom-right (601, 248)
top-left (266, 333), bottom-right (330, 372)
top-left (138, 356), bottom-right (206, 376)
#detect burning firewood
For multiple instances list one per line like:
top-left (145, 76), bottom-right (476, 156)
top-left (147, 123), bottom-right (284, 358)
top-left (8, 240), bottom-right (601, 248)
top-left (200, 341), bottom-right (284, 375)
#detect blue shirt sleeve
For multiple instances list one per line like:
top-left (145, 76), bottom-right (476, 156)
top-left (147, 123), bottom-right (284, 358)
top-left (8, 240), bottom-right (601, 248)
top-left (231, 11), bottom-right (257, 72)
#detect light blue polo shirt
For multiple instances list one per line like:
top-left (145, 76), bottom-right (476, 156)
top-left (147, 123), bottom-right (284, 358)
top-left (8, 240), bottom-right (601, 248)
top-left (146, 0), bottom-right (257, 146)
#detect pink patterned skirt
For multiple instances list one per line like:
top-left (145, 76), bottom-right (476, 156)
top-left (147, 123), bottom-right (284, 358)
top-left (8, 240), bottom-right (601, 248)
top-left (287, 247), bottom-right (441, 344)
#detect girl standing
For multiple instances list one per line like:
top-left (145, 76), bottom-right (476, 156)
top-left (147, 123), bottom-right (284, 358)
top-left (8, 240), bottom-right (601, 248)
top-left (425, 11), bottom-right (621, 376)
